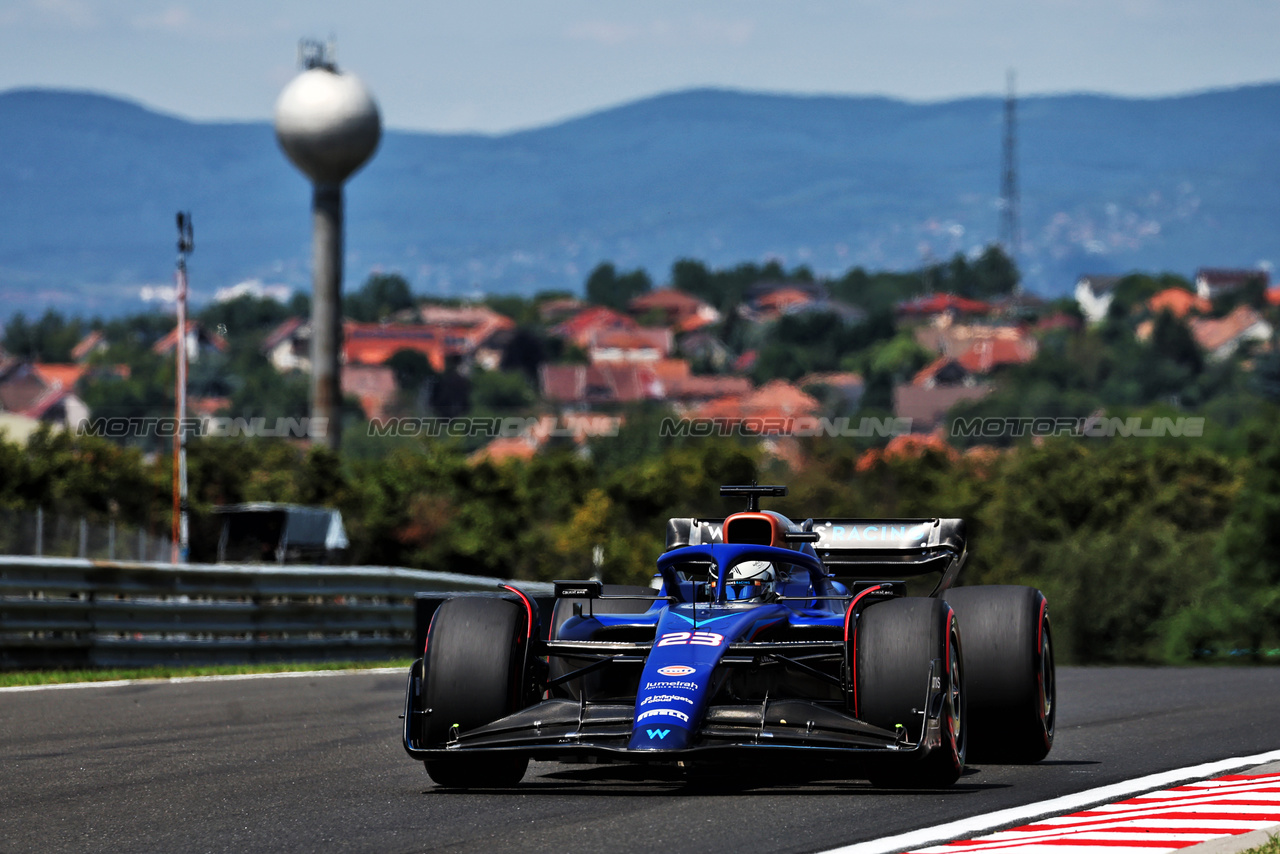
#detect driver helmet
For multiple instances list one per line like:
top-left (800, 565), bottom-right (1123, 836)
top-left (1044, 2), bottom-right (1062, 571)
top-left (723, 560), bottom-right (776, 601)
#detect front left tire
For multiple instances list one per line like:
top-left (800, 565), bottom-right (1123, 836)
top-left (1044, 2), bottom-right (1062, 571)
top-left (420, 596), bottom-right (530, 787)
top-left (856, 597), bottom-right (966, 788)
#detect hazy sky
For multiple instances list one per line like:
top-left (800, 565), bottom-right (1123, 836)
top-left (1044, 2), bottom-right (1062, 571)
top-left (1, 0), bottom-right (1278, 133)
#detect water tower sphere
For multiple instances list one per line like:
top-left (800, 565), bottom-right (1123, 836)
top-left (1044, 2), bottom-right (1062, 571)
top-left (273, 68), bottom-right (381, 185)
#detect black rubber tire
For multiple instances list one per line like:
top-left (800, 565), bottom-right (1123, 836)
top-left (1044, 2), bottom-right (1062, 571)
top-left (548, 585), bottom-right (654, 699)
top-left (856, 597), bottom-right (966, 788)
top-left (945, 585), bottom-right (1054, 763)
top-left (421, 596), bottom-right (529, 787)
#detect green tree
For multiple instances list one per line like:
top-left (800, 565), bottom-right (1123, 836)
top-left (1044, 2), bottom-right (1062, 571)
top-left (344, 273), bottom-right (415, 322)
top-left (3, 310), bottom-right (86, 361)
top-left (585, 262), bottom-right (652, 310)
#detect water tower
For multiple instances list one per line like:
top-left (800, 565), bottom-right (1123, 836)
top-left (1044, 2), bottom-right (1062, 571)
top-left (274, 40), bottom-right (381, 450)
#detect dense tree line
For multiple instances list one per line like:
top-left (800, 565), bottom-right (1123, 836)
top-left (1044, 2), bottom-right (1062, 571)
top-left (5, 249), bottom-right (1280, 665)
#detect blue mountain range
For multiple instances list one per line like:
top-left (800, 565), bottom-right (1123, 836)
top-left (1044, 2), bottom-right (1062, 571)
top-left (1, 84), bottom-right (1277, 316)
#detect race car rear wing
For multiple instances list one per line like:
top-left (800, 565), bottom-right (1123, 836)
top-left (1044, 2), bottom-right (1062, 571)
top-left (665, 516), bottom-right (967, 592)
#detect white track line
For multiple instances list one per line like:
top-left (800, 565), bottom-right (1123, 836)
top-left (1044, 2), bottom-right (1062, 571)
top-left (818, 749), bottom-right (1280, 854)
top-left (0, 667), bottom-right (404, 692)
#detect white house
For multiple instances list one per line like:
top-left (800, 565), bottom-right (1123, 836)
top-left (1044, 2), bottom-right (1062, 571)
top-left (1074, 275), bottom-right (1122, 323)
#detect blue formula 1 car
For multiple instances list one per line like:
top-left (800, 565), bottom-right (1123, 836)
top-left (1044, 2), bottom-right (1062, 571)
top-left (401, 485), bottom-right (1055, 788)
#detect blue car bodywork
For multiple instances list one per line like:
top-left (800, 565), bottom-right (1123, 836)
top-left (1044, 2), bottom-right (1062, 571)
top-left (402, 494), bottom-right (971, 775)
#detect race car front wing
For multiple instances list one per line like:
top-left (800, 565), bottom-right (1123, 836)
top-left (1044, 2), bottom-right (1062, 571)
top-left (401, 655), bottom-right (953, 764)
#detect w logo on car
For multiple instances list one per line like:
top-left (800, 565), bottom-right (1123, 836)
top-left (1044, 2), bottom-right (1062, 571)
top-left (646, 728), bottom-right (670, 740)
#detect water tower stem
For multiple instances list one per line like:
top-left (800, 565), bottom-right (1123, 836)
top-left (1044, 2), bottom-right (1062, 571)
top-left (311, 183), bottom-right (343, 451)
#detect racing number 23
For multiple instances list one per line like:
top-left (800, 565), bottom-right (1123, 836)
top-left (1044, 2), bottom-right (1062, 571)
top-left (657, 631), bottom-right (725, 647)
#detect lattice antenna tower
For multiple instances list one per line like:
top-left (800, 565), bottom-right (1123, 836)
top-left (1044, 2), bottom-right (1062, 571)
top-left (298, 37), bottom-right (337, 72)
top-left (999, 70), bottom-right (1021, 269)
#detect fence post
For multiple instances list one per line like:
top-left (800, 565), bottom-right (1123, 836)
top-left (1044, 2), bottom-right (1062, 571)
top-left (79, 517), bottom-right (87, 558)
top-left (108, 520), bottom-right (116, 560)
top-left (35, 507), bottom-right (43, 557)
top-left (139, 529), bottom-right (146, 561)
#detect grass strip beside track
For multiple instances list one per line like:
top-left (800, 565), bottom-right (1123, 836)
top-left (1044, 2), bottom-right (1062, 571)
top-left (0, 659), bottom-right (413, 688)
top-left (1238, 834), bottom-right (1280, 854)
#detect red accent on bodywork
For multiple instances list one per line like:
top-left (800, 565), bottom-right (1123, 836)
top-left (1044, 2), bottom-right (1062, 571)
top-left (423, 607), bottom-right (441, 658)
top-left (722, 511), bottom-right (787, 547)
top-left (500, 584), bottom-right (536, 642)
top-left (844, 584), bottom-right (886, 719)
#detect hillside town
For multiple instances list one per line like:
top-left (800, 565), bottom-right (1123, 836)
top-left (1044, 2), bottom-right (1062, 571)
top-left (0, 256), bottom-right (1274, 471)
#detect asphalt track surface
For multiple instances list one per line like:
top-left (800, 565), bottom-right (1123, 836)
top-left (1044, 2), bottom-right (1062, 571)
top-left (2, 667), bottom-right (1280, 854)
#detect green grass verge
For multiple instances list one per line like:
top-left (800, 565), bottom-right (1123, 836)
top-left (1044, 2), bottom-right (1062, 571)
top-left (1241, 834), bottom-right (1280, 854)
top-left (0, 659), bottom-right (413, 688)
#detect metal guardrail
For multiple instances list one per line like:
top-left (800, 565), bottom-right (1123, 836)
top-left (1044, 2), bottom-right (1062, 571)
top-left (0, 556), bottom-right (553, 670)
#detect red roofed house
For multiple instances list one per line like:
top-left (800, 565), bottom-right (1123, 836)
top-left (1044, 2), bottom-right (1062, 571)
top-left (553, 306), bottom-right (639, 350)
top-left (691, 380), bottom-right (820, 425)
top-left (1147, 288), bottom-right (1211, 318)
top-left (587, 328), bottom-right (673, 363)
top-left (152, 321), bottom-right (230, 362)
top-left (418, 304), bottom-right (516, 353)
top-left (914, 320), bottom-right (1037, 374)
top-left (341, 364), bottom-right (398, 421)
top-left (628, 289), bottom-right (721, 332)
top-left (0, 361), bottom-right (90, 429)
top-left (343, 322), bottom-right (447, 372)
top-left (742, 287), bottom-right (817, 323)
top-left (894, 358), bottom-right (990, 432)
top-left (956, 335), bottom-right (1037, 374)
top-left (540, 362), bottom-right (665, 406)
top-left (538, 298), bottom-right (584, 324)
top-left (896, 293), bottom-right (993, 319)
top-left (665, 374), bottom-right (754, 405)
top-left (798, 372), bottom-right (865, 412)
top-left (1189, 305), bottom-right (1273, 361)
top-left (71, 330), bottom-right (108, 362)
top-left (33, 363), bottom-right (87, 390)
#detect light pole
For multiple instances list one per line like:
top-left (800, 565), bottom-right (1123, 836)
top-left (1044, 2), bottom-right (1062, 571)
top-left (171, 212), bottom-right (192, 563)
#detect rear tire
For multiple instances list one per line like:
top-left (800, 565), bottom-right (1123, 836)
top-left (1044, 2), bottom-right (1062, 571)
top-left (856, 597), bottom-right (965, 788)
top-left (421, 596), bottom-right (529, 787)
top-left (945, 585), bottom-right (1054, 763)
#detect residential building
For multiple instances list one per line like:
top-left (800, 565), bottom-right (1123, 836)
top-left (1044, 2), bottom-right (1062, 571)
top-left (893, 358), bottom-right (990, 432)
top-left (152, 321), bottom-right (229, 362)
top-left (587, 328), bottom-right (673, 363)
top-left (1195, 269), bottom-right (1270, 302)
top-left (540, 362), bottom-right (664, 406)
top-left (1146, 288), bottom-right (1211, 318)
top-left (896, 293), bottom-right (993, 320)
top-left (342, 364), bottom-right (398, 421)
top-left (262, 317), bottom-right (310, 373)
top-left (628, 289), bottom-right (721, 333)
top-left (0, 361), bottom-right (90, 429)
top-left (552, 306), bottom-right (639, 350)
top-left (1189, 305), bottom-right (1273, 361)
top-left (1074, 275), bottom-right (1122, 323)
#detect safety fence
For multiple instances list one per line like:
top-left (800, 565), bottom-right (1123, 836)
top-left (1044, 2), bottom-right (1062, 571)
top-left (0, 556), bottom-right (553, 670)
top-left (0, 508), bottom-right (173, 562)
